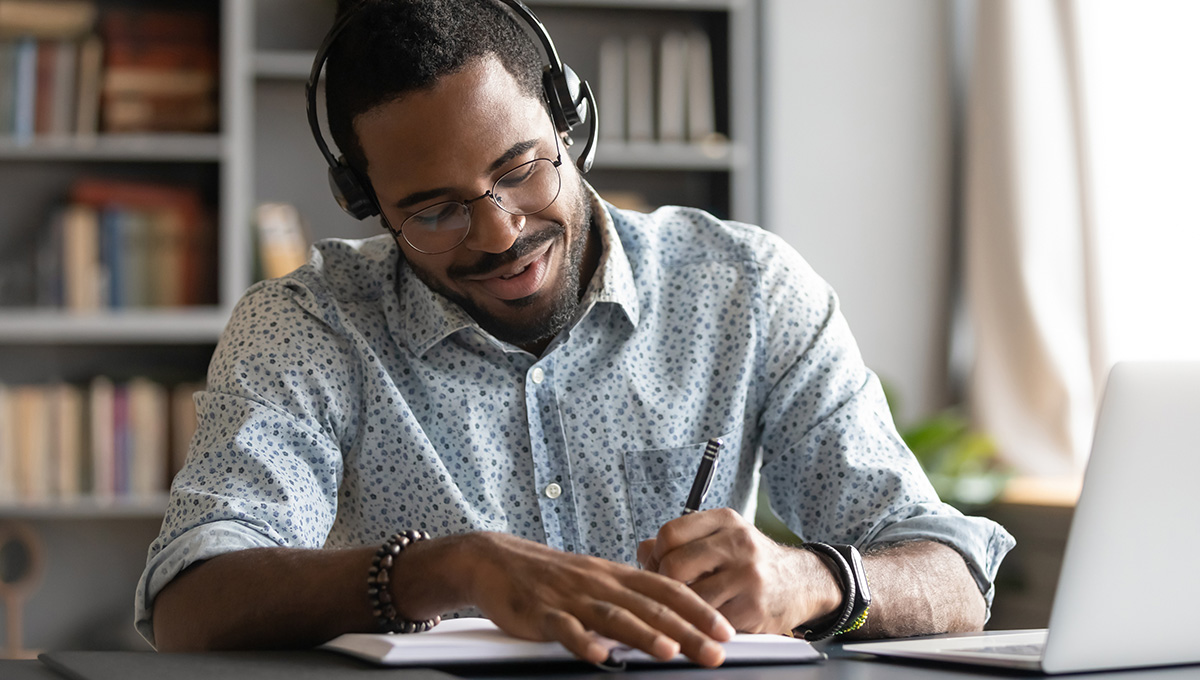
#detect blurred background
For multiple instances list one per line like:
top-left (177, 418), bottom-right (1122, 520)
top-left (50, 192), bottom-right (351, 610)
top-left (0, 0), bottom-right (1197, 657)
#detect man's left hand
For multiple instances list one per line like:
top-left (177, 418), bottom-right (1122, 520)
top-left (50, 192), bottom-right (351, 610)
top-left (637, 508), bottom-right (841, 634)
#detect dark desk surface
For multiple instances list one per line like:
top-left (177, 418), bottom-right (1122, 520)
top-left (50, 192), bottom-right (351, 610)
top-left (6, 647), bottom-right (1200, 680)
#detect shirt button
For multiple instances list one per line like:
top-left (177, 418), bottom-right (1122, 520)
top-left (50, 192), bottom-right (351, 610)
top-left (531, 367), bottom-right (545, 384)
top-left (544, 482), bottom-right (562, 499)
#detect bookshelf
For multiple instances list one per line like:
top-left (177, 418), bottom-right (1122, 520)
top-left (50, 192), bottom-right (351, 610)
top-left (0, 0), bottom-right (760, 653)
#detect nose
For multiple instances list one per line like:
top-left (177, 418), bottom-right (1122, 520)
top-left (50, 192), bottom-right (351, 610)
top-left (461, 199), bottom-right (526, 253)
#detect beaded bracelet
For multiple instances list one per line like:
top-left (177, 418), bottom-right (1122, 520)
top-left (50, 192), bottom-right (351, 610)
top-left (368, 530), bottom-right (441, 634)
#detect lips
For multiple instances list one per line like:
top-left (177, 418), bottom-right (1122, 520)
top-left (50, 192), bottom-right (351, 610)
top-left (468, 241), bottom-right (554, 301)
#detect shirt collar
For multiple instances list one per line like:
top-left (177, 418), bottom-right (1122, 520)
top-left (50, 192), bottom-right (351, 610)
top-left (392, 182), bottom-right (641, 357)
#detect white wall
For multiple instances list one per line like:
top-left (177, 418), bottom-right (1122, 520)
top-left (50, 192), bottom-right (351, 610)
top-left (761, 0), bottom-right (955, 422)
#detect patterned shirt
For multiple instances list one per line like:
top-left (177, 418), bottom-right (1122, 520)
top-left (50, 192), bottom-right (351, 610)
top-left (135, 195), bottom-right (1014, 644)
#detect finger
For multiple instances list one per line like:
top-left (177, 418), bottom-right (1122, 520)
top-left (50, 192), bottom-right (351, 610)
top-left (651, 507), bottom-right (742, 566)
top-left (717, 594), bottom-right (775, 634)
top-left (538, 609), bottom-right (614, 665)
top-left (574, 599), bottom-right (683, 663)
top-left (626, 568), bottom-right (736, 642)
top-left (649, 513), bottom-right (715, 565)
top-left (686, 568), bottom-right (743, 612)
top-left (655, 531), bottom-right (726, 584)
top-left (594, 588), bottom-right (727, 667)
top-left (637, 539), bottom-right (656, 568)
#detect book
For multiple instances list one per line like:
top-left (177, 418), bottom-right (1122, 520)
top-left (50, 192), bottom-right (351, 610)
top-left (169, 381), bottom-right (202, 478)
top-left (70, 178), bottom-right (211, 307)
top-left (0, 39), bottom-right (17, 134)
top-left (12, 35), bottom-right (36, 143)
top-left (686, 30), bottom-right (717, 144)
top-left (61, 203), bottom-right (101, 310)
top-left (0, 382), bottom-right (15, 500)
top-left (13, 384), bottom-right (51, 499)
top-left (128, 377), bottom-right (168, 494)
top-left (0, 0), bottom-right (95, 38)
top-left (99, 8), bottom-right (218, 133)
top-left (323, 617), bottom-right (822, 669)
top-left (49, 38), bottom-right (76, 136)
top-left (625, 35), bottom-right (654, 143)
top-left (657, 31), bottom-right (688, 143)
top-left (254, 202), bottom-right (311, 280)
top-left (33, 39), bottom-right (54, 134)
top-left (53, 382), bottom-right (85, 497)
top-left (89, 375), bottom-right (114, 499)
top-left (74, 33), bottom-right (102, 136)
top-left (597, 35), bottom-right (625, 142)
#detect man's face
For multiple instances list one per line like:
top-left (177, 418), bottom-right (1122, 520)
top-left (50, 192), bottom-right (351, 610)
top-left (356, 56), bottom-right (595, 350)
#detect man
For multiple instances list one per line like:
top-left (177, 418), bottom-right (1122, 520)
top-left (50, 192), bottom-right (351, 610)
top-left (141, 0), bottom-right (1013, 667)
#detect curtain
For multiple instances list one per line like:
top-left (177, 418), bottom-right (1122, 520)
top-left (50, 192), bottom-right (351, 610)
top-left (962, 0), bottom-right (1103, 477)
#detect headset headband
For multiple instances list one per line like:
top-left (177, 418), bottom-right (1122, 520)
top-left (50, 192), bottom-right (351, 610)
top-left (305, 0), bottom-right (597, 221)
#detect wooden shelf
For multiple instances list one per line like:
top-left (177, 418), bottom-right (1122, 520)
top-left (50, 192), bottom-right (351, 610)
top-left (0, 494), bottom-right (169, 519)
top-left (0, 308), bottom-right (229, 344)
top-left (0, 134), bottom-right (225, 162)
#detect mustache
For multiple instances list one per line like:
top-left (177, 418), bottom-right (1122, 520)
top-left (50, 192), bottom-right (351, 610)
top-left (447, 222), bottom-right (566, 278)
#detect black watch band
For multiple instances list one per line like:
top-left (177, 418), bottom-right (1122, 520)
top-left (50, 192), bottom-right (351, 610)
top-left (797, 542), bottom-right (871, 641)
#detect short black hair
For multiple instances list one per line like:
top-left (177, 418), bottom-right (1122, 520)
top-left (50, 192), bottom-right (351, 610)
top-left (326, 0), bottom-right (546, 176)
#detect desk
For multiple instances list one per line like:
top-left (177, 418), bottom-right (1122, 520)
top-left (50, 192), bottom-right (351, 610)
top-left (3, 647), bottom-right (1199, 680)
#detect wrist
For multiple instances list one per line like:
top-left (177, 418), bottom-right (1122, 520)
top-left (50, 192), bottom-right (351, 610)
top-left (386, 533), bottom-right (475, 621)
top-left (799, 546), bottom-right (844, 626)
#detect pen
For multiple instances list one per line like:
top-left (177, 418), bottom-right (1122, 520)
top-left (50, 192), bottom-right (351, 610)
top-left (682, 438), bottom-right (722, 515)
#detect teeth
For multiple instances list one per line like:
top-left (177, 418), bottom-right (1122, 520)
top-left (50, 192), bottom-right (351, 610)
top-left (500, 264), bottom-right (529, 280)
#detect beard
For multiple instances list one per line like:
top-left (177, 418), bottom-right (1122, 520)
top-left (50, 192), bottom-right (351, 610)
top-left (405, 177), bottom-right (594, 349)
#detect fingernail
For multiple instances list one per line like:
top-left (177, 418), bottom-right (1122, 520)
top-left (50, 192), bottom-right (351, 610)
top-left (701, 640), bottom-right (725, 665)
top-left (654, 636), bottom-right (679, 660)
top-left (715, 617), bottom-right (736, 640)
top-left (586, 642), bottom-right (609, 663)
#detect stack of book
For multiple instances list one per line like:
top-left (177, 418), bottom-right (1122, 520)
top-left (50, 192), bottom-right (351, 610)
top-left (0, 0), bottom-right (102, 141)
top-left (99, 7), bottom-right (218, 133)
top-left (0, 378), bottom-right (204, 502)
top-left (0, 0), bottom-right (219, 141)
top-left (36, 178), bottom-right (216, 310)
top-left (597, 30), bottom-right (722, 147)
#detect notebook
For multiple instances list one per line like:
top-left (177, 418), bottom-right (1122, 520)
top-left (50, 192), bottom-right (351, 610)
top-left (845, 361), bottom-right (1200, 673)
top-left (323, 617), bottom-right (821, 670)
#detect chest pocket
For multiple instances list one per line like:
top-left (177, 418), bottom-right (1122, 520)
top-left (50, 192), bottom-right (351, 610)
top-left (622, 424), bottom-right (743, 543)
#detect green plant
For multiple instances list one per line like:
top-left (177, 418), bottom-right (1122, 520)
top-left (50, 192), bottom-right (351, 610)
top-left (882, 383), bottom-right (1011, 509)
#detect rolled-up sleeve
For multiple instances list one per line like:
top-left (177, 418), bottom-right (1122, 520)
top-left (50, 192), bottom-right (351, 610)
top-left (753, 230), bottom-right (1014, 613)
top-left (135, 282), bottom-right (358, 646)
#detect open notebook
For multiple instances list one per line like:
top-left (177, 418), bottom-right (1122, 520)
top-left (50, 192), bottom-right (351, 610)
top-left (322, 617), bottom-right (822, 670)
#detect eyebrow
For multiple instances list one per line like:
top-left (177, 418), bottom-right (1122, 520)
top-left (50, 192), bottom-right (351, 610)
top-left (392, 138), bottom-right (541, 211)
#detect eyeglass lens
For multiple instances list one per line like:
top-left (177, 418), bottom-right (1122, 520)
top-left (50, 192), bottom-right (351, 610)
top-left (400, 157), bottom-right (562, 254)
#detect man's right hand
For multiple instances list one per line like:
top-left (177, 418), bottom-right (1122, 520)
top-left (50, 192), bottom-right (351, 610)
top-left (449, 532), bottom-right (734, 666)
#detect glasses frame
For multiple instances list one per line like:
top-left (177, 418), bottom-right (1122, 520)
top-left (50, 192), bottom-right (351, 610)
top-left (397, 127), bottom-right (564, 255)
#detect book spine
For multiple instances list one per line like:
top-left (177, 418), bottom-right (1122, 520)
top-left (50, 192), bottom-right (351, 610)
top-left (0, 40), bottom-right (18, 135)
top-left (13, 36), bottom-right (37, 144)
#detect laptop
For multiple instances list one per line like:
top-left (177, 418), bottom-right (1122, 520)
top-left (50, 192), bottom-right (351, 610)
top-left (844, 361), bottom-right (1200, 673)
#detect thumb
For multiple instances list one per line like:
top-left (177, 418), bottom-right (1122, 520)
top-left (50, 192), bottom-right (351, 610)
top-left (637, 538), bottom-right (657, 569)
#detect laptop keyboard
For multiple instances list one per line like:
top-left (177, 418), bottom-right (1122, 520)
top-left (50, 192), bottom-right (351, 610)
top-left (966, 642), bottom-right (1045, 657)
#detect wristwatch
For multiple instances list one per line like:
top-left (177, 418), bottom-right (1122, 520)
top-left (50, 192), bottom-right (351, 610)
top-left (796, 542), bottom-right (871, 641)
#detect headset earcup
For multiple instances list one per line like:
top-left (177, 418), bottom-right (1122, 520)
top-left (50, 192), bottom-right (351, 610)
top-left (328, 161), bottom-right (379, 220)
top-left (544, 64), bottom-right (586, 133)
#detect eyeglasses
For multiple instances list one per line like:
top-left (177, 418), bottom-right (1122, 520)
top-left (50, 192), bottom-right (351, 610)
top-left (397, 135), bottom-right (564, 255)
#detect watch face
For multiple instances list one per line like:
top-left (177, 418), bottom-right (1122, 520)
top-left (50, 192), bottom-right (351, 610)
top-left (844, 546), bottom-right (871, 603)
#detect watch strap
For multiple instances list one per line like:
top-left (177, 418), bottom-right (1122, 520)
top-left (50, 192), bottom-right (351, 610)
top-left (797, 542), bottom-right (871, 641)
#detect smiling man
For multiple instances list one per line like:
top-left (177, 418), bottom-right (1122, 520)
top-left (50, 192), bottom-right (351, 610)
top-left (139, 0), bottom-right (1014, 667)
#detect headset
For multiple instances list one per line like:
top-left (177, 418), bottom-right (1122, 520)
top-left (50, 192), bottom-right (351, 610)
top-left (305, 0), bottom-right (598, 222)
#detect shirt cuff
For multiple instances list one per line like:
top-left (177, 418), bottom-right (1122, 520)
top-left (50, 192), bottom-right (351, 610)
top-left (134, 520), bottom-right (281, 647)
top-left (860, 504), bottom-right (1016, 618)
